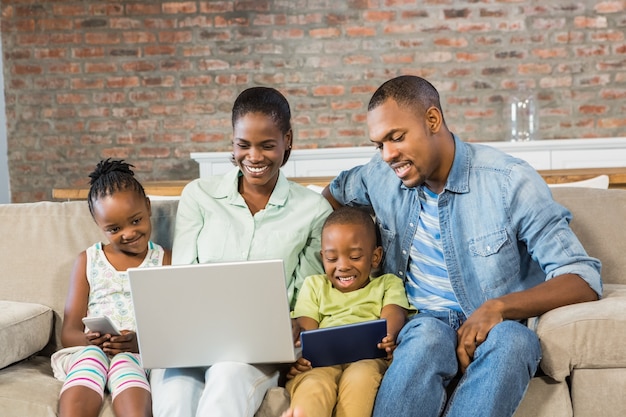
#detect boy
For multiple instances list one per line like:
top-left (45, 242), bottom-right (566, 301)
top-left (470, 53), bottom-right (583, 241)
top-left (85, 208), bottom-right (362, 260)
top-left (285, 206), bottom-right (413, 417)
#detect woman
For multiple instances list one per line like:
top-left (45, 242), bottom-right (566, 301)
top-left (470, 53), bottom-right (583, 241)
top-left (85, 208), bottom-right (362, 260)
top-left (150, 87), bottom-right (333, 417)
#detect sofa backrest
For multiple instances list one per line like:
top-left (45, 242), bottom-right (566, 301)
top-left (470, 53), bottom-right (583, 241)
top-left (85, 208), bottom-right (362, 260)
top-left (0, 187), bottom-right (622, 355)
top-left (0, 199), bottom-right (178, 354)
top-left (551, 187), bottom-right (626, 287)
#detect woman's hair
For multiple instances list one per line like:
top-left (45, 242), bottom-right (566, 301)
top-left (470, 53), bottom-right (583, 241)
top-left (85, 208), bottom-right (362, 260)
top-left (322, 206), bottom-right (379, 249)
top-left (368, 75), bottom-right (446, 125)
top-left (87, 158), bottom-right (146, 217)
top-left (231, 86), bottom-right (293, 164)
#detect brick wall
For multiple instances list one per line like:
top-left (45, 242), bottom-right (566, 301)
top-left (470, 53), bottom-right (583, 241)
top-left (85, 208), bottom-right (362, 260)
top-left (2, 0), bottom-right (626, 202)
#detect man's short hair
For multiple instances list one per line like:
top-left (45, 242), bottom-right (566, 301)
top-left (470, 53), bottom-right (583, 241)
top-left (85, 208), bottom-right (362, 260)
top-left (368, 75), bottom-right (444, 119)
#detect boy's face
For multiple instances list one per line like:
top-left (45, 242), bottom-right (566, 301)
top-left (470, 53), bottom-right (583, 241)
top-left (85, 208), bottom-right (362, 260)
top-left (92, 190), bottom-right (152, 258)
top-left (321, 223), bottom-right (382, 293)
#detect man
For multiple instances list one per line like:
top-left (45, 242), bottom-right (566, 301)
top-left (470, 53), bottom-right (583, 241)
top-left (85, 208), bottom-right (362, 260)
top-left (322, 75), bottom-right (602, 417)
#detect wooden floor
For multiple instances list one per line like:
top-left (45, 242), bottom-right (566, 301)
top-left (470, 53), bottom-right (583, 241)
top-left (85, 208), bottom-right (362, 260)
top-left (52, 167), bottom-right (626, 200)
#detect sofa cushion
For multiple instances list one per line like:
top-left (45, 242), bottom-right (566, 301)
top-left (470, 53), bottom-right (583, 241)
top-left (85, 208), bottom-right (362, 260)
top-left (0, 355), bottom-right (115, 417)
top-left (536, 284), bottom-right (626, 381)
top-left (0, 301), bottom-right (53, 369)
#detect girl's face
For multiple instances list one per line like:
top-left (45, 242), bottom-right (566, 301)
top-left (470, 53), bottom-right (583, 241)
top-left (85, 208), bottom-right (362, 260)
top-left (92, 190), bottom-right (152, 258)
top-left (233, 112), bottom-right (292, 191)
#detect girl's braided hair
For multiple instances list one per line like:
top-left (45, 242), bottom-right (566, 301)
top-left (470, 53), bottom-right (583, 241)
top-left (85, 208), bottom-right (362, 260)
top-left (87, 158), bottom-right (146, 217)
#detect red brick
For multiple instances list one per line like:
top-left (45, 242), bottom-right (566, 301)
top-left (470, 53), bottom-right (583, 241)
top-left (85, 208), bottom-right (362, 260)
top-left (106, 77), bottom-right (140, 89)
top-left (12, 64), bottom-right (42, 75)
top-left (163, 119), bottom-right (196, 131)
top-left (93, 92), bottom-right (126, 104)
top-left (123, 31), bottom-right (157, 43)
top-left (34, 48), bottom-right (67, 59)
top-left (574, 16), bottom-right (608, 29)
top-left (595, 1), bottom-right (625, 13)
top-left (72, 47), bottom-right (105, 58)
top-left (383, 23), bottom-right (416, 34)
top-left (142, 76), bottom-right (176, 87)
top-left (159, 30), bottom-right (193, 43)
top-left (153, 133), bottom-right (187, 143)
top-left (85, 62), bottom-right (117, 73)
top-left (16, 34), bottom-right (50, 46)
top-left (42, 108), bottom-right (77, 119)
top-left (78, 107), bottom-right (111, 118)
top-left (363, 11), bottom-right (395, 22)
top-left (126, 4), bottom-right (162, 15)
top-left (163, 2), bottom-right (197, 14)
top-left (40, 18), bottom-right (74, 30)
top-left (435, 37), bottom-right (468, 47)
top-left (101, 147), bottom-right (132, 159)
top-left (35, 77), bottom-right (68, 89)
top-left (52, 4), bottom-right (86, 15)
top-left (198, 59), bottom-right (230, 71)
top-left (313, 86), bottom-right (345, 96)
top-left (181, 75), bottom-right (213, 87)
top-left (309, 27), bottom-right (341, 38)
top-left (56, 93), bottom-right (89, 105)
top-left (89, 4), bottom-right (124, 16)
top-left (579, 105), bottom-right (608, 115)
top-left (191, 133), bottom-right (226, 142)
top-left (346, 26), bottom-right (376, 37)
top-left (272, 28), bottom-right (304, 39)
top-left (179, 15), bottom-right (213, 28)
top-left (199, 1), bottom-right (234, 13)
top-left (121, 61), bottom-right (156, 72)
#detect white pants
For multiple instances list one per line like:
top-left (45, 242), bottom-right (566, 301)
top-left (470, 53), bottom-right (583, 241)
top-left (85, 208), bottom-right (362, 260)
top-left (150, 362), bottom-right (279, 417)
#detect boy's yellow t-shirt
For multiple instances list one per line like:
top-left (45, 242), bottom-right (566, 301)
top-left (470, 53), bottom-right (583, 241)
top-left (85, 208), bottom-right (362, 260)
top-left (293, 273), bottom-right (414, 329)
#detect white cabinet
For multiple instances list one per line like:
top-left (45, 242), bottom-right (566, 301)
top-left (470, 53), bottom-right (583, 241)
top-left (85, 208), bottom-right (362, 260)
top-left (191, 137), bottom-right (626, 178)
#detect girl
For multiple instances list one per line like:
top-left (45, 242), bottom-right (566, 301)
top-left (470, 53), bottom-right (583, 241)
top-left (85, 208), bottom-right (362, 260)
top-left (52, 159), bottom-right (172, 417)
top-left (150, 87), bottom-right (333, 417)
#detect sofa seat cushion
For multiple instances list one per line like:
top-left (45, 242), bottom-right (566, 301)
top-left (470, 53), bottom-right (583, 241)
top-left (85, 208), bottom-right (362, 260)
top-left (0, 355), bottom-right (114, 417)
top-left (536, 284), bottom-right (626, 381)
top-left (0, 301), bottom-right (53, 369)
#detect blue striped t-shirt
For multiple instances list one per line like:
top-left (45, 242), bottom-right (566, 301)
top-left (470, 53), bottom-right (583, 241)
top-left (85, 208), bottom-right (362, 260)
top-left (406, 186), bottom-right (461, 312)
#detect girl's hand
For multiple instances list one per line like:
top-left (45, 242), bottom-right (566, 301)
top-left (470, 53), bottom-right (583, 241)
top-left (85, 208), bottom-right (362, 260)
top-left (286, 357), bottom-right (312, 380)
top-left (85, 332), bottom-right (111, 348)
top-left (378, 334), bottom-right (397, 359)
top-left (102, 330), bottom-right (139, 355)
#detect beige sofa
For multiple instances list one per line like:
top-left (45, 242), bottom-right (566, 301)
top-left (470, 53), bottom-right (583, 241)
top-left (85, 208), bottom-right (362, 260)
top-left (1, 187), bottom-right (625, 416)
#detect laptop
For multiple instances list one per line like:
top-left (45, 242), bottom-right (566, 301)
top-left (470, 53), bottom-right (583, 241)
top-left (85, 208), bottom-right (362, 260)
top-left (127, 259), bottom-right (300, 369)
top-left (300, 319), bottom-right (388, 367)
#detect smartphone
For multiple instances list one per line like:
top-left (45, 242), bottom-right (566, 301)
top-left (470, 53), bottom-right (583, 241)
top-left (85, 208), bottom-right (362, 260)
top-left (82, 316), bottom-right (121, 336)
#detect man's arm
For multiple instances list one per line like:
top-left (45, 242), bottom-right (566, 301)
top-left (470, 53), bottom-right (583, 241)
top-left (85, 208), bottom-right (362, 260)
top-left (456, 273), bottom-right (597, 372)
top-left (321, 185), bottom-right (343, 210)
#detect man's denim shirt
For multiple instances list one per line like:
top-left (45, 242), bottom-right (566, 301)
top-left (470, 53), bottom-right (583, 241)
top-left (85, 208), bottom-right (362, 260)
top-left (329, 134), bottom-right (602, 316)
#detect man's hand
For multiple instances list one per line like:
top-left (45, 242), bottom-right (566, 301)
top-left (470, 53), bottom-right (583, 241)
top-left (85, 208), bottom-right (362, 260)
top-left (456, 299), bottom-right (504, 373)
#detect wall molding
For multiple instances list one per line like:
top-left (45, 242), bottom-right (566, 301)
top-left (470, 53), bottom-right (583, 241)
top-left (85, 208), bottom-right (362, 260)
top-left (191, 137), bottom-right (626, 179)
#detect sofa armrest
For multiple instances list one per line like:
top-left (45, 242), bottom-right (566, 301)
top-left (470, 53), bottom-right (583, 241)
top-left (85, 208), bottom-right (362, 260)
top-left (536, 284), bottom-right (626, 381)
top-left (0, 301), bottom-right (53, 369)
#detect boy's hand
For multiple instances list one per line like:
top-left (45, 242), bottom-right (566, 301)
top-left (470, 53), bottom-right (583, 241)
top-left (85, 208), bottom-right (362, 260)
top-left (286, 357), bottom-right (312, 380)
top-left (102, 330), bottom-right (139, 355)
top-left (378, 334), bottom-right (397, 359)
top-left (291, 318), bottom-right (302, 344)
